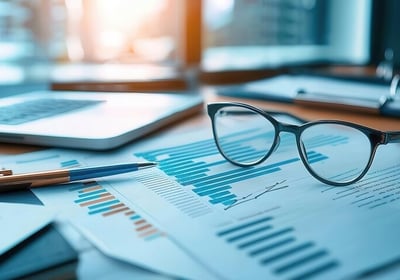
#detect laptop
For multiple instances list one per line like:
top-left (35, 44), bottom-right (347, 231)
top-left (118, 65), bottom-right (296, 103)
top-left (0, 90), bottom-right (203, 150)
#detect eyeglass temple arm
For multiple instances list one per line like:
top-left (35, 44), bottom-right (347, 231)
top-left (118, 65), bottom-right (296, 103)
top-left (386, 131), bottom-right (400, 143)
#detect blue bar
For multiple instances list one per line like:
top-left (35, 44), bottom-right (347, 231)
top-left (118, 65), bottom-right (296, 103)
top-left (160, 144), bottom-right (216, 161)
top-left (160, 149), bottom-right (218, 166)
top-left (169, 165), bottom-right (208, 176)
top-left (61, 159), bottom-right (80, 168)
top-left (306, 151), bottom-right (323, 158)
top-left (193, 184), bottom-right (231, 194)
top-left (234, 149), bottom-right (271, 163)
top-left (209, 194), bottom-right (237, 204)
top-left (220, 147), bottom-right (258, 160)
top-left (227, 225), bottom-right (273, 243)
top-left (238, 228), bottom-right (295, 249)
top-left (144, 232), bottom-right (163, 241)
top-left (274, 250), bottom-right (328, 274)
top-left (174, 168), bottom-right (210, 181)
top-left (88, 199), bottom-right (120, 210)
top-left (249, 237), bottom-right (296, 257)
top-left (217, 216), bottom-right (273, 236)
top-left (136, 138), bottom-right (215, 158)
top-left (184, 167), bottom-right (245, 186)
top-left (159, 159), bottom-right (197, 170)
top-left (177, 161), bottom-right (228, 184)
top-left (260, 242), bottom-right (315, 265)
top-left (219, 130), bottom-right (272, 147)
top-left (172, 164), bottom-right (209, 176)
top-left (74, 193), bottom-right (105, 203)
top-left (130, 215), bottom-right (141, 220)
top-left (69, 181), bottom-right (98, 191)
top-left (222, 199), bottom-right (236, 206)
top-left (308, 156), bottom-right (329, 164)
top-left (177, 170), bottom-right (209, 181)
top-left (194, 185), bottom-right (232, 196)
top-left (195, 167), bottom-right (281, 190)
top-left (178, 173), bottom-right (208, 184)
top-left (305, 135), bottom-right (334, 147)
top-left (203, 159), bottom-right (229, 168)
top-left (288, 260), bottom-right (339, 280)
top-left (306, 150), bottom-right (318, 156)
top-left (162, 161), bottom-right (206, 173)
top-left (210, 191), bottom-right (231, 199)
top-left (78, 189), bottom-right (107, 198)
top-left (170, 143), bottom-right (218, 158)
top-left (88, 206), bottom-right (115, 215)
top-left (191, 157), bottom-right (298, 187)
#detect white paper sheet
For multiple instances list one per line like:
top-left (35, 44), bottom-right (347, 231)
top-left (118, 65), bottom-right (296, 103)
top-left (115, 126), bottom-right (400, 280)
top-left (2, 122), bottom-right (400, 279)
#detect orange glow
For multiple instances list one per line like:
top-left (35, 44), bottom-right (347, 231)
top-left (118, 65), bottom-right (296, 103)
top-left (68, 0), bottom-right (170, 62)
top-left (96, 0), bottom-right (165, 31)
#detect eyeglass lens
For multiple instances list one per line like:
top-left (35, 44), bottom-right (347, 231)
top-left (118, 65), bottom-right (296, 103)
top-left (212, 105), bottom-right (373, 185)
top-left (213, 106), bottom-right (276, 165)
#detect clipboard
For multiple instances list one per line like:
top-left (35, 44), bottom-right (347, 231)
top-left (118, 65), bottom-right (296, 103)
top-left (216, 74), bottom-right (400, 117)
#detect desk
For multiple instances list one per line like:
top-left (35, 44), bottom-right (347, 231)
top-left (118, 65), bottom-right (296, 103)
top-left (1, 87), bottom-right (399, 279)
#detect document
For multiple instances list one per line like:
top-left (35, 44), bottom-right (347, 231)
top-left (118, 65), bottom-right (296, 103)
top-left (124, 126), bottom-right (400, 279)
top-left (1, 123), bottom-right (400, 279)
top-left (217, 74), bottom-right (400, 117)
top-left (0, 150), bottom-right (215, 280)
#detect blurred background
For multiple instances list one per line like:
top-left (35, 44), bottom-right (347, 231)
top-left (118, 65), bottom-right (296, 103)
top-left (0, 0), bottom-right (399, 89)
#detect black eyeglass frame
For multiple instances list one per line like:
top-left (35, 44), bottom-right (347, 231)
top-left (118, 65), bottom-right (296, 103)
top-left (207, 102), bottom-right (400, 186)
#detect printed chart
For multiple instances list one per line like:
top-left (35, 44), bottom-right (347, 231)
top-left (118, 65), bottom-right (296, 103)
top-left (129, 128), bottom-right (400, 279)
top-left (0, 150), bottom-right (215, 280)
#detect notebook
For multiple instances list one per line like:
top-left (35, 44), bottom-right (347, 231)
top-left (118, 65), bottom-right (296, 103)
top-left (0, 224), bottom-right (78, 280)
top-left (0, 90), bottom-right (203, 150)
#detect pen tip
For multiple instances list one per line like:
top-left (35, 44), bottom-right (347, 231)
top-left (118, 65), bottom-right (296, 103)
top-left (139, 162), bottom-right (158, 168)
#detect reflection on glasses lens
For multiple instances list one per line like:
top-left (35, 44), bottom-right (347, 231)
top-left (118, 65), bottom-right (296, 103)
top-left (213, 106), bottom-right (276, 165)
top-left (300, 123), bottom-right (371, 184)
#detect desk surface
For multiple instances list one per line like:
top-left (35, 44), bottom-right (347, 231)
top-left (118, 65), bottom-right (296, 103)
top-left (1, 86), bottom-right (400, 279)
top-left (0, 88), bottom-right (398, 155)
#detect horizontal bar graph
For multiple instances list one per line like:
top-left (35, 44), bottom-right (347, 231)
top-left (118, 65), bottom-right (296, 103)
top-left (60, 159), bottom-right (80, 168)
top-left (135, 132), bottom-right (337, 208)
top-left (216, 216), bottom-right (339, 279)
top-left (69, 181), bottom-right (162, 241)
top-left (134, 132), bottom-right (350, 277)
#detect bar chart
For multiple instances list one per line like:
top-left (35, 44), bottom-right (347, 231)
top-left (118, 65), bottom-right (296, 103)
top-left (3, 126), bottom-right (400, 279)
top-left (128, 130), bottom-right (358, 278)
top-left (4, 151), bottom-right (211, 279)
top-left (70, 180), bottom-right (162, 241)
top-left (216, 215), bottom-right (339, 280)
top-left (135, 131), bottom-right (342, 209)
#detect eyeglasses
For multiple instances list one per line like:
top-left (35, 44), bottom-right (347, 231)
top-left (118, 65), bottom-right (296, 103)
top-left (207, 102), bottom-right (400, 186)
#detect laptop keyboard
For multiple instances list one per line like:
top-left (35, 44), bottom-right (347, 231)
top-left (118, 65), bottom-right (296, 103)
top-left (0, 98), bottom-right (104, 125)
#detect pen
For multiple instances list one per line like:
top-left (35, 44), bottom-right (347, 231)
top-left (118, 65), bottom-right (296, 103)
top-left (0, 162), bottom-right (157, 192)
